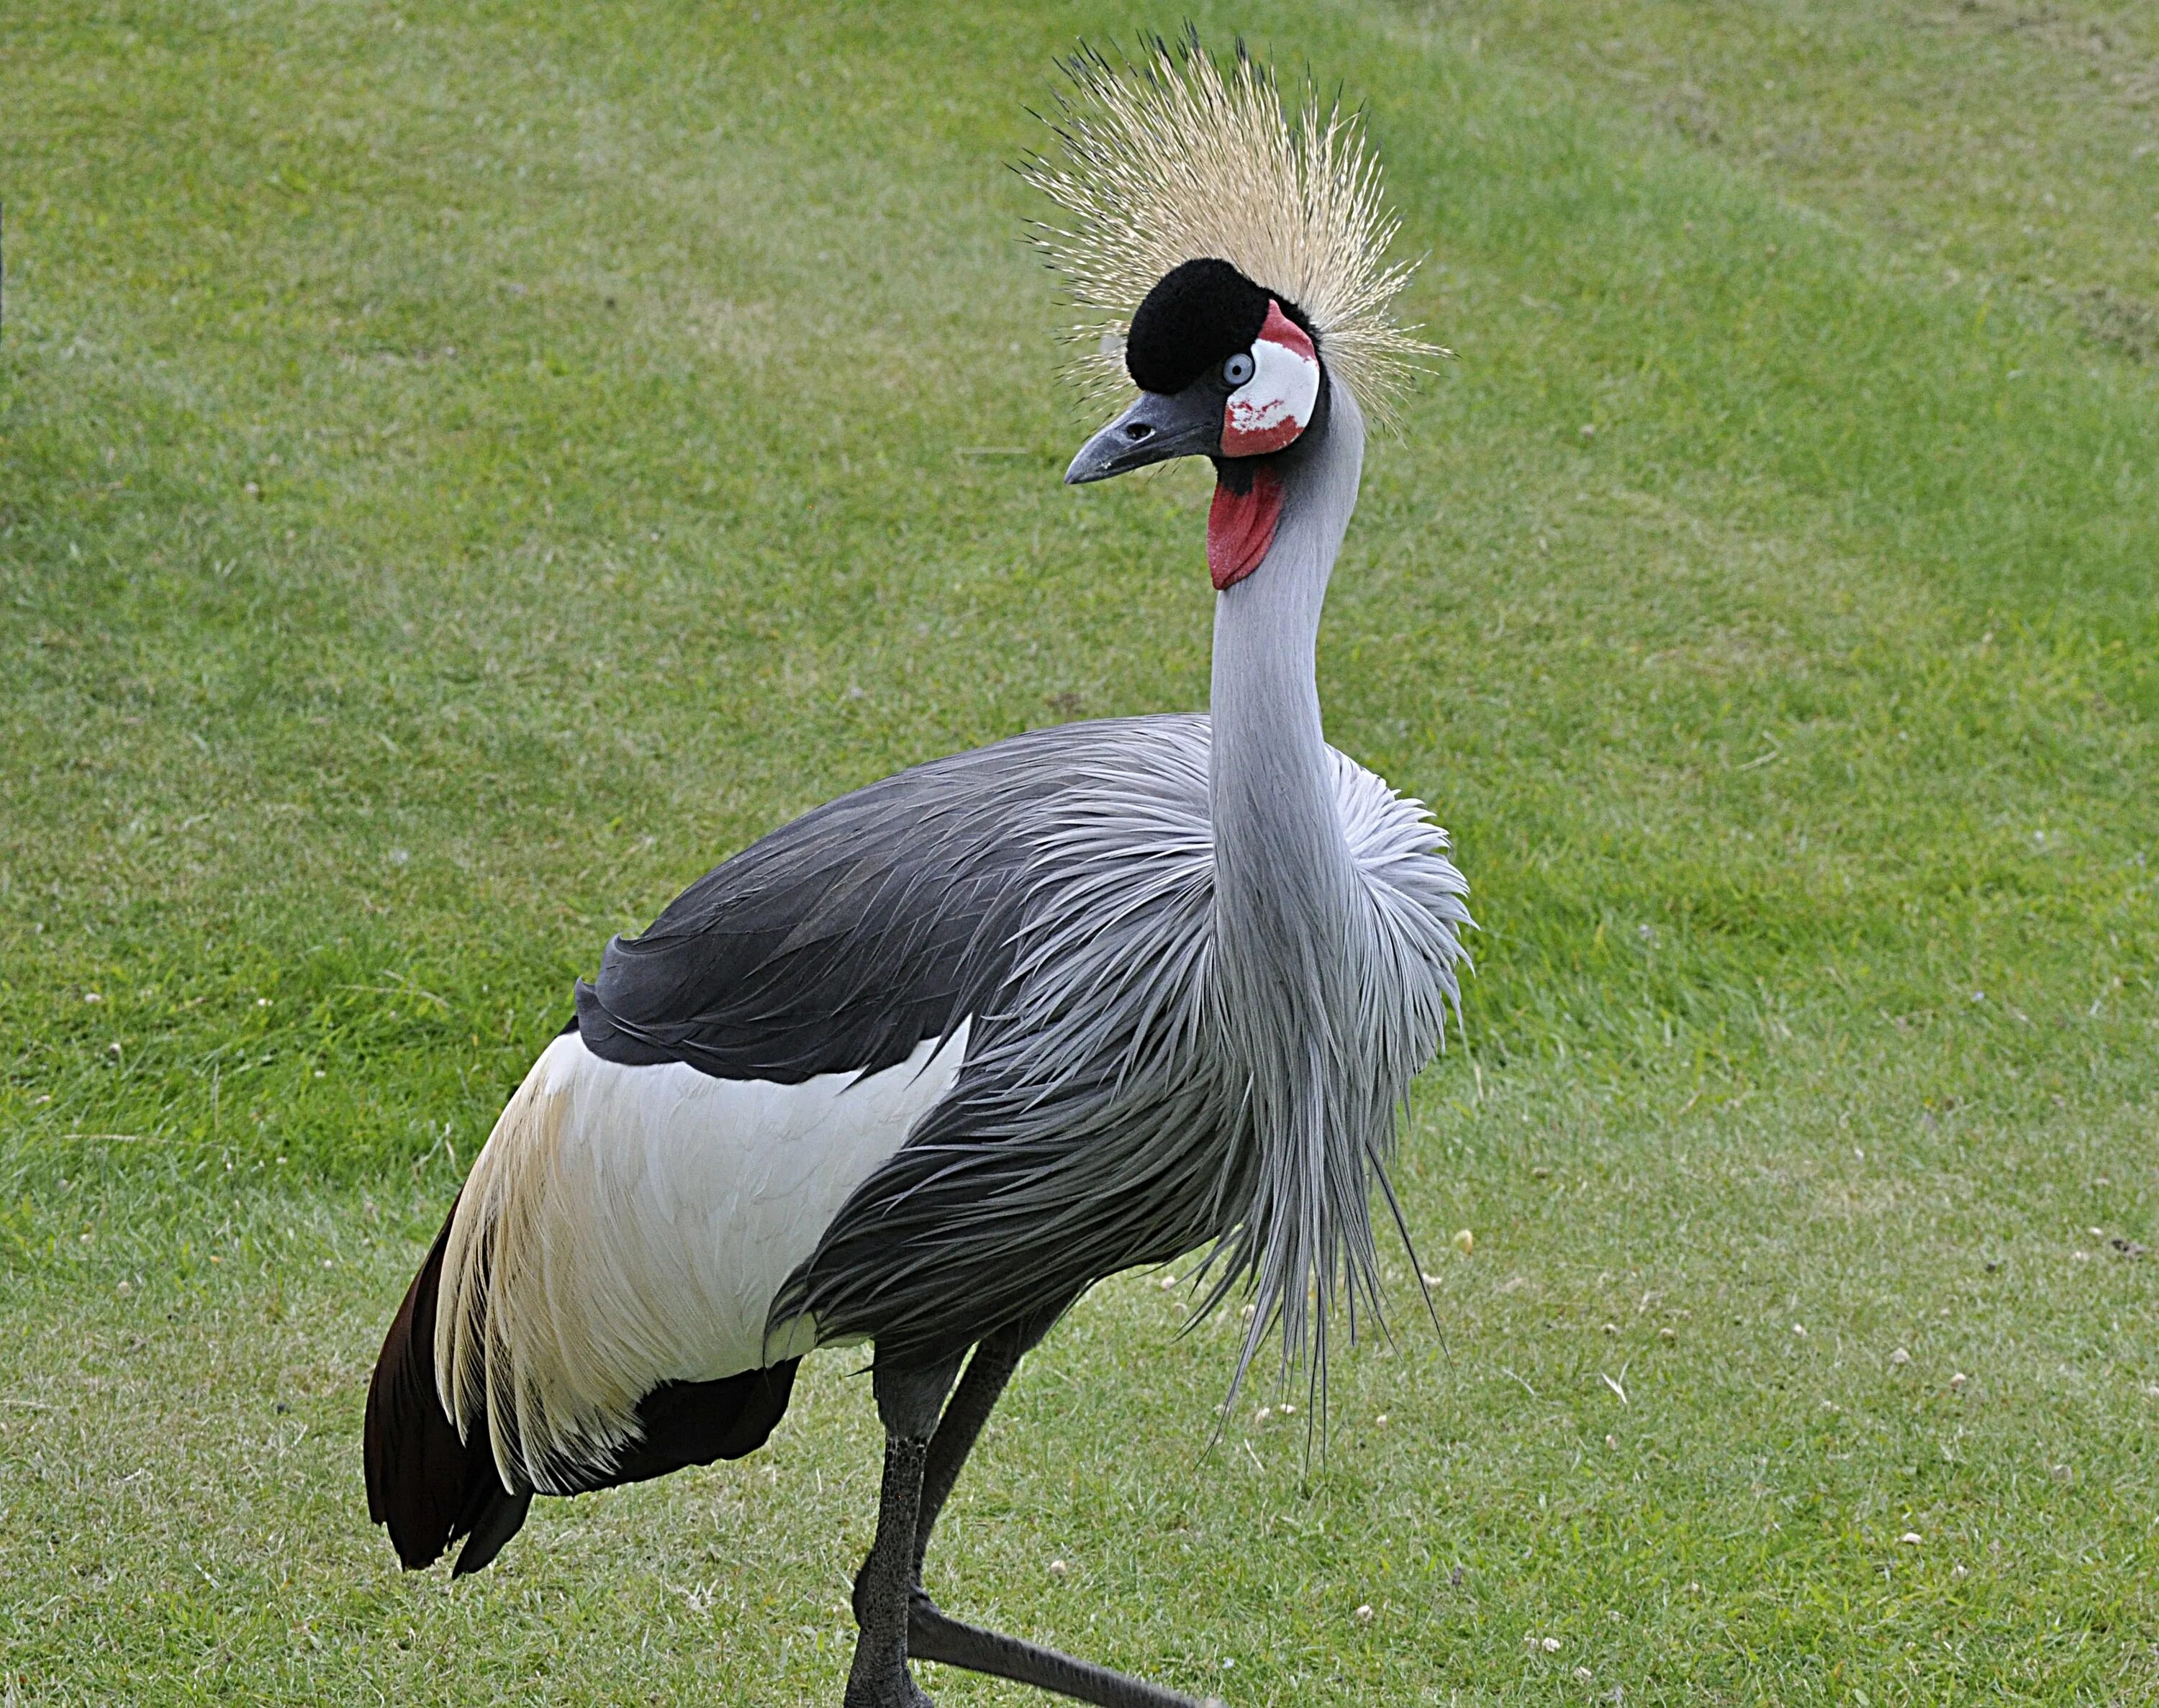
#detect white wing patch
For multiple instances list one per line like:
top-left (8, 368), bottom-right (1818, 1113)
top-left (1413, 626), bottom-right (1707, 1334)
top-left (437, 1025), bottom-right (969, 1494)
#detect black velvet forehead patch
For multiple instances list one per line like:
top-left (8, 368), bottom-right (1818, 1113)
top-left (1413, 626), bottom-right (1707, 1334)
top-left (1124, 258), bottom-right (1272, 394)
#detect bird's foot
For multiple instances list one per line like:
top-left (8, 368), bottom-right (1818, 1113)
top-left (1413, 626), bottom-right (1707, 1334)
top-left (907, 1589), bottom-right (1213, 1708)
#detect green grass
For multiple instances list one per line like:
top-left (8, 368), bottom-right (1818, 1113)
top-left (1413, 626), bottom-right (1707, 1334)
top-left (4, 0), bottom-right (2158, 1700)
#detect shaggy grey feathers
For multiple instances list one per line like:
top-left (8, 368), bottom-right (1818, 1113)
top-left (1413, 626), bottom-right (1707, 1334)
top-left (761, 712), bottom-right (1470, 1384)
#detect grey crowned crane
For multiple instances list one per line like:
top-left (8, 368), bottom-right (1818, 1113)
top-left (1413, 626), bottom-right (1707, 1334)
top-left (365, 40), bottom-right (1469, 1708)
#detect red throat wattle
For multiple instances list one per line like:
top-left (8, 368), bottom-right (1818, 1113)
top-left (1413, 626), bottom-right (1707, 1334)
top-left (1207, 467), bottom-right (1283, 591)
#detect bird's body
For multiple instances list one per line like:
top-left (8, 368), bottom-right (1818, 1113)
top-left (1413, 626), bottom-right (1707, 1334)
top-left (367, 40), bottom-right (1468, 1707)
top-left (371, 540), bottom-right (1467, 1573)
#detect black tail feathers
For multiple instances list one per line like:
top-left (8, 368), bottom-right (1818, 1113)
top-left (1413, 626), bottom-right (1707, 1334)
top-left (364, 1196), bottom-right (801, 1576)
top-left (363, 1196), bottom-right (532, 1573)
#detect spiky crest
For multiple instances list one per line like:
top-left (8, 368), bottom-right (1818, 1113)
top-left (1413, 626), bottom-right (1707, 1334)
top-left (1022, 32), bottom-right (1442, 424)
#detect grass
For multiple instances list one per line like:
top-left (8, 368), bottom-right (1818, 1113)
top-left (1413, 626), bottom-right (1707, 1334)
top-left (3, 0), bottom-right (2157, 1700)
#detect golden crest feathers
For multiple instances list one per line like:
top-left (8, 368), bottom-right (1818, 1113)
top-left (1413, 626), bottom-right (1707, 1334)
top-left (1021, 33), bottom-right (1442, 424)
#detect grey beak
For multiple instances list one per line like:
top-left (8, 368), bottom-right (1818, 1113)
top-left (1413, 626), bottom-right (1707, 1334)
top-left (1064, 386), bottom-right (1224, 485)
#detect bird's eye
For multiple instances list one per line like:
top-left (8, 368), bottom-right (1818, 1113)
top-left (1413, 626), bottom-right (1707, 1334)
top-left (1223, 351), bottom-right (1255, 387)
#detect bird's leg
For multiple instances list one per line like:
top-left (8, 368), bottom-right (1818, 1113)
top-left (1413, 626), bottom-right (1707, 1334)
top-left (846, 1349), bottom-right (961, 1708)
top-left (891, 1317), bottom-right (1225, 1708)
top-left (910, 1314), bottom-right (1045, 1586)
top-left (849, 1320), bottom-right (1037, 1634)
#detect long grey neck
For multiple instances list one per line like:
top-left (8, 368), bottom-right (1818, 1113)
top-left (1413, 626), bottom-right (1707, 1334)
top-left (1208, 377), bottom-right (1367, 950)
top-left (1205, 376), bottom-right (1373, 1391)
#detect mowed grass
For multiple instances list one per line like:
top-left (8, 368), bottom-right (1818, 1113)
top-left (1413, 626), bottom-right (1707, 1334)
top-left (3, 0), bottom-right (2157, 1701)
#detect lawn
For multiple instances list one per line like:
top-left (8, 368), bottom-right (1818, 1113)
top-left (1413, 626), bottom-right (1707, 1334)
top-left (3, 0), bottom-right (2157, 1702)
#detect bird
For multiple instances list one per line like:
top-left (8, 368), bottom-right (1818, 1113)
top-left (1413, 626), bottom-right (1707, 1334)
top-left (364, 37), bottom-right (1470, 1708)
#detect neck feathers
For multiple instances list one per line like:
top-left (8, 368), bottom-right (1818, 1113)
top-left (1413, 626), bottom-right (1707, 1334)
top-left (1204, 379), bottom-right (1387, 1402)
top-left (1208, 375), bottom-right (1366, 918)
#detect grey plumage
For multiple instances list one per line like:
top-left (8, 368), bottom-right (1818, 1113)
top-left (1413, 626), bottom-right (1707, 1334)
top-left (575, 737), bottom-right (1053, 1085)
top-left (766, 713), bottom-right (1469, 1383)
top-left (571, 389), bottom-right (1472, 1404)
top-left (774, 378), bottom-right (1471, 1395)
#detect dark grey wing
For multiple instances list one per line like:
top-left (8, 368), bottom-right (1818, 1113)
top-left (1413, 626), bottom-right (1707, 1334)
top-left (771, 713), bottom-right (1237, 1366)
top-left (574, 719), bottom-right (1169, 1084)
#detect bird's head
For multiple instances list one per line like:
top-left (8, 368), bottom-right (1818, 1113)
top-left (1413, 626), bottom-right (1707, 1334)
top-left (1028, 37), bottom-right (1442, 593)
top-left (1064, 258), bottom-right (1326, 590)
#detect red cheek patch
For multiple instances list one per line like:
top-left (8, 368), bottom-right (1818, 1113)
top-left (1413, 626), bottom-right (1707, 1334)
top-left (1208, 466), bottom-right (1284, 591)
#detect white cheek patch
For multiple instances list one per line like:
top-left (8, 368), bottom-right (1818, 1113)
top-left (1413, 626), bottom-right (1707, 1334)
top-left (1221, 301), bottom-right (1321, 457)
